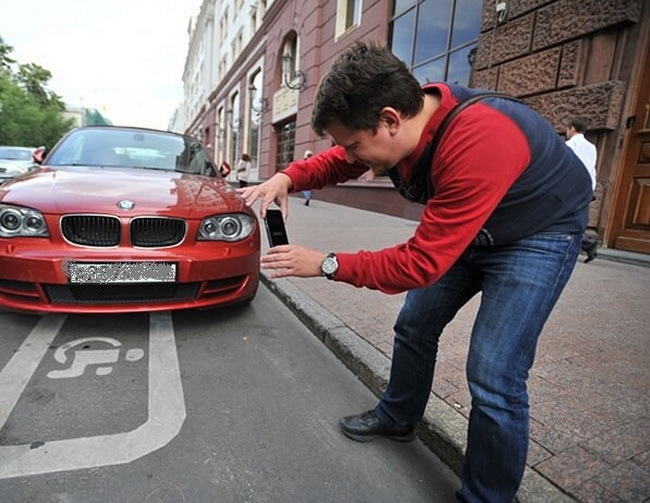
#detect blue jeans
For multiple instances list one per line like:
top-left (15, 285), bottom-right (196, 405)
top-left (374, 231), bottom-right (582, 502)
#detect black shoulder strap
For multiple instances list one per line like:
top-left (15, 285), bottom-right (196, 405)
top-left (389, 92), bottom-right (519, 204)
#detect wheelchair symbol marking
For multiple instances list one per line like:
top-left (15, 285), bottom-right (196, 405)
top-left (47, 337), bottom-right (145, 379)
top-left (0, 312), bottom-right (185, 479)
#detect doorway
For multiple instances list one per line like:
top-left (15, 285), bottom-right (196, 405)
top-left (608, 33), bottom-right (650, 254)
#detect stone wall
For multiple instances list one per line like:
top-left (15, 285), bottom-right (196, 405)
top-left (471, 0), bottom-right (643, 131)
top-left (469, 0), bottom-right (648, 236)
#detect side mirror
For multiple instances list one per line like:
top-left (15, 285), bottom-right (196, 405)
top-left (33, 146), bottom-right (46, 164)
top-left (206, 162), bottom-right (217, 177)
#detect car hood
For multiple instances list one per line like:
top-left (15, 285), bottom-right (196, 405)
top-left (0, 159), bottom-right (34, 168)
top-left (0, 166), bottom-right (244, 217)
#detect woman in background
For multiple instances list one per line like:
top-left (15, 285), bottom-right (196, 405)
top-left (236, 153), bottom-right (252, 188)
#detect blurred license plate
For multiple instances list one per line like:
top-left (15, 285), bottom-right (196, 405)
top-left (67, 262), bottom-right (176, 284)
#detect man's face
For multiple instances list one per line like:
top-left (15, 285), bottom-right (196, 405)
top-left (326, 120), bottom-right (404, 175)
top-left (566, 126), bottom-right (576, 139)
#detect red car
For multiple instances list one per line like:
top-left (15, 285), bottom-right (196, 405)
top-left (0, 126), bottom-right (260, 314)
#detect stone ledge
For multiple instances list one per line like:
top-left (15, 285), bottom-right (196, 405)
top-left (524, 81), bottom-right (625, 130)
top-left (533, 0), bottom-right (641, 52)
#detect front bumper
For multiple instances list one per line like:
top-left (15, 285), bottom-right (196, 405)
top-left (0, 240), bottom-right (260, 314)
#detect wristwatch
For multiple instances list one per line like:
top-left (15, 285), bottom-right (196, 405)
top-left (320, 252), bottom-right (339, 280)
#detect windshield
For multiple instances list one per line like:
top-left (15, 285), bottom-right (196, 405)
top-left (47, 128), bottom-right (215, 175)
top-left (0, 147), bottom-right (32, 161)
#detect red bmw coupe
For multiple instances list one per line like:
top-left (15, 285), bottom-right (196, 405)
top-left (0, 126), bottom-right (260, 314)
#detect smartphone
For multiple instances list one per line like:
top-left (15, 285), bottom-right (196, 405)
top-left (264, 209), bottom-right (289, 247)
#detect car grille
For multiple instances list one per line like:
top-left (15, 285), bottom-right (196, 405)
top-left (131, 217), bottom-right (185, 247)
top-left (61, 215), bottom-right (121, 246)
top-left (61, 215), bottom-right (186, 247)
top-left (45, 283), bottom-right (200, 304)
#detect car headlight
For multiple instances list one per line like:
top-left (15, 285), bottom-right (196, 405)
top-left (197, 213), bottom-right (254, 241)
top-left (0, 204), bottom-right (49, 237)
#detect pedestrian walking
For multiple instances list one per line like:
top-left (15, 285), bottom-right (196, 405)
top-left (238, 42), bottom-right (592, 502)
top-left (236, 153), bottom-right (252, 188)
top-left (302, 149), bottom-right (314, 205)
top-left (219, 160), bottom-right (231, 178)
top-left (566, 118), bottom-right (599, 262)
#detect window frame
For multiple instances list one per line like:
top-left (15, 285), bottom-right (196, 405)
top-left (389, 0), bottom-right (480, 86)
top-left (335, 0), bottom-right (363, 40)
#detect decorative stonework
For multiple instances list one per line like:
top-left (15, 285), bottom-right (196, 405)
top-left (532, 0), bottom-right (641, 52)
top-left (498, 47), bottom-right (561, 97)
top-left (557, 41), bottom-right (582, 88)
top-left (524, 81), bottom-right (626, 131)
top-left (475, 14), bottom-right (534, 69)
top-left (471, 67), bottom-right (498, 91)
top-left (508, 0), bottom-right (556, 20)
top-left (481, 0), bottom-right (554, 31)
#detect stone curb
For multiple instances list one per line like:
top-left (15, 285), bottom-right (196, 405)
top-left (262, 272), bottom-right (576, 502)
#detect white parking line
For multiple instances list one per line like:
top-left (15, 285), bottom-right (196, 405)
top-left (0, 315), bottom-right (68, 433)
top-left (0, 312), bottom-right (186, 479)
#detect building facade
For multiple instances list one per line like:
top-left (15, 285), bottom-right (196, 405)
top-left (182, 0), bottom-right (650, 254)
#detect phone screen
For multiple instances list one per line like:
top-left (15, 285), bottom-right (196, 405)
top-left (264, 209), bottom-right (289, 247)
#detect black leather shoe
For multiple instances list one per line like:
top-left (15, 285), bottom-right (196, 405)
top-left (339, 410), bottom-right (415, 443)
top-left (584, 243), bottom-right (598, 263)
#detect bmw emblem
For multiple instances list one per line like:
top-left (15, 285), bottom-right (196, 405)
top-left (117, 200), bottom-right (135, 210)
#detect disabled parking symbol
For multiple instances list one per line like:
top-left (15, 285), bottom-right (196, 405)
top-left (0, 312), bottom-right (186, 479)
top-left (47, 337), bottom-right (145, 379)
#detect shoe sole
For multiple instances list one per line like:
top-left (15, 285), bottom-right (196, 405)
top-left (341, 429), bottom-right (416, 443)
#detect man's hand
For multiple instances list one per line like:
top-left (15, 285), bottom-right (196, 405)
top-left (236, 173), bottom-right (293, 218)
top-left (261, 245), bottom-right (326, 279)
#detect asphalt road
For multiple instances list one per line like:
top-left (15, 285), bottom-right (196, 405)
top-left (0, 286), bottom-right (460, 502)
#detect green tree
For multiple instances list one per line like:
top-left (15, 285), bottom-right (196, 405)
top-left (0, 38), bottom-right (74, 149)
top-left (16, 62), bottom-right (63, 108)
top-left (0, 37), bottom-right (15, 73)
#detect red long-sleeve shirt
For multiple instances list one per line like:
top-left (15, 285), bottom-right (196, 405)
top-left (282, 83), bottom-right (589, 294)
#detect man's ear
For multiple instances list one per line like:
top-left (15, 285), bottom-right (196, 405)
top-left (379, 107), bottom-right (401, 132)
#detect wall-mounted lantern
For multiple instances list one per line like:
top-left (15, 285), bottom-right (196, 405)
top-left (281, 53), bottom-right (307, 91)
top-left (248, 84), bottom-right (269, 114)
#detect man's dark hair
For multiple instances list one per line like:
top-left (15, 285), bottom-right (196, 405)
top-left (569, 118), bottom-right (589, 133)
top-left (311, 41), bottom-right (424, 136)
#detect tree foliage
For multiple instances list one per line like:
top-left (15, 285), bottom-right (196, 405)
top-left (0, 37), bottom-right (74, 149)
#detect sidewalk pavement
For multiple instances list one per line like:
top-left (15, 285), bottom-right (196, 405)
top-left (259, 197), bottom-right (649, 502)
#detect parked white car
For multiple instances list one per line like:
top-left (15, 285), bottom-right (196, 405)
top-left (0, 146), bottom-right (37, 181)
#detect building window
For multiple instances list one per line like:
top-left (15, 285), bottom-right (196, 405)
top-left (248, 70), bottom-right (263, 162)
top-left (275, 121), bottom-right (296, 171)
top-left (281, 36), bottom-right (300, 86)
top-left (228, 92), bottom-right (240, 165)
top-left (216, 106), bottom-right (225, 153)
top-left (389, 0), bottom-right (481, 86)
top-left (336, 0), bottom-right (362, 39)
top-left (237, 30), bottom-right (243, 57)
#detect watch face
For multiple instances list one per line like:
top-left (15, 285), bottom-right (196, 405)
top-left (322, 258), bottom-right (337, 275)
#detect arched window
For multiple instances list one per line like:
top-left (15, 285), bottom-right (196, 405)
top-left (280, 35), bottom-right (306, 90)
top-left (248, 70), bottom-right (264, 162)
top-left (228, 92), bottom-right (240, 165)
